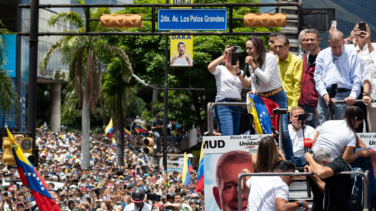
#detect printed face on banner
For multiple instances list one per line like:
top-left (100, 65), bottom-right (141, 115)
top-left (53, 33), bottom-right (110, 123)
top-left (170, 36), bottom-right (193, 66)
top-left (204, 135), bottom-right (266, 211)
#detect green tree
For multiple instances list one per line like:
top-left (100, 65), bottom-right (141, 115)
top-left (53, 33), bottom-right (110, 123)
top-left (0, 21), bottom-right (18, 126)
top-left (39, 1), bottom-right (132, 169)
top-left (101, 55), bottom-right (134, 166)
top-left (117, 0), bottom-right (279, 134)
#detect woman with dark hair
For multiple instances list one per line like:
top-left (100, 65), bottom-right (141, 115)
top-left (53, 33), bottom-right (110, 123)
top-left (245, 35), bottom-right (294, 163)
top-left (312, 106), bottom-right (370, 163)
top-left (251, 136), bottom-right (285, 173)
top-left (310, 106), bottom-right (375, 210)
top-left (208, 45), bottom-right (251, 135)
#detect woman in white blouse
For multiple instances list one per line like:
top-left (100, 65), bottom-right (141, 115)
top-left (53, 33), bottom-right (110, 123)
top-left (245, 35), bottom-right (294, 163)
top-left (208, 45), bottom-right (250, 135)
top-left (346, 23), bottom-right (376, 131)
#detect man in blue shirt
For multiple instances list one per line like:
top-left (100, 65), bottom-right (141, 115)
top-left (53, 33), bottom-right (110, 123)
top-left (314, 30), bottom-right (362, 124)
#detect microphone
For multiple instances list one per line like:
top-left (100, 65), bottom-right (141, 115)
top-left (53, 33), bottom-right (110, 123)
top-left (304, 138), bottom-right (313, 153)
top-left (243, 64), bottom-right (249, 78)
top-left (329, 84), bottom-right (338, 98)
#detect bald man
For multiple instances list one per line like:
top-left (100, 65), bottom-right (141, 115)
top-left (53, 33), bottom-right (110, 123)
top-left (213, 150), bottom-right (253, 211)
top-left (314, 30), bottom-right (362, 124)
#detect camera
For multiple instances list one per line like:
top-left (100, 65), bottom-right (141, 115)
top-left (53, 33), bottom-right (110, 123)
top-left (231, 46), bottom-right (241, 66)
top-left (117, 168), bottom-right (124, 176)
top-left (298, 113), bottom-right (313, 121)
top-left (147, 194), bottom-right (161, 201)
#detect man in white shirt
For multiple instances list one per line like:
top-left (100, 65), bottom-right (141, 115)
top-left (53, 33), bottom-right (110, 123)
top-left (243, 160), bottom-right (308, 211)
top-left (288, 106), bottom-right (317, 167)
top-left (170, 41), bottom-right (193, 66)
top-left (314, 30), bottom-right (362, 124)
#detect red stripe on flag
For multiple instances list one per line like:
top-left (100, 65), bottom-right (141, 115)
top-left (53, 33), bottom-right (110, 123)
top-left (34, 168), bottom-right (49, 191)
top-left (196, 175), bottom-right (204, 193)
top-left (17, 167), bottom-right (29, 186)
top-left (260, 97), bottom-right (280, 131)
top-left (31, 190), bottom-right (61, 211)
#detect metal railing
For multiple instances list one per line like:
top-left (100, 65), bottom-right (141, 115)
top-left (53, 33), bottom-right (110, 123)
top-left (207, 102), bottom-right (247, 135)
top-left (237, 171), bottom-right (370, 211)
top-left (207, 99), bottom-right (376, 135)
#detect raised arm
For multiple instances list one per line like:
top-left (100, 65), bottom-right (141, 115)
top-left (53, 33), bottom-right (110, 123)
top-left (252, 54), bottom-right (277, 84)
top-left (208, 45), bottom-right (231, 73)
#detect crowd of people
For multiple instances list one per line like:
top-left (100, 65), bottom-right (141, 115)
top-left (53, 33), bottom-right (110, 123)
top-left (1, 22), bottom-right (376, 211)
top-left (0, 129), bottom-right (205, 211)
top-left (209, 23), bottom-right (376, 211)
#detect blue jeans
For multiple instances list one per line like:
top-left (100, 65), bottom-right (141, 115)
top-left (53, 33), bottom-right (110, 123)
top-left (294, 156), bottom-right (306, 167)
top-left (169, 135), bottom-right (177, 144)
top-left (299, 105), bottom-right (320, 129)
top-left (153, 131), bottom-right (161, 154)
top-left (266, 90), bottom-right (294, 162)
top-left (213, 99), bottom-right (241, 136)
top-left (351, 148), bottom-right (376, 200)
top-left (317, 90), bottom-right (350, 125)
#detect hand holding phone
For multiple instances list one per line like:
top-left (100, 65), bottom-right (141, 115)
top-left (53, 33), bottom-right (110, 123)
top-left (331, 20), bottom-right (337, 29)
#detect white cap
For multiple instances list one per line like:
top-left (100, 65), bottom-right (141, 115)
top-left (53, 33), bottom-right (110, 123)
top-left (187, 153), bottom-right (193, 158)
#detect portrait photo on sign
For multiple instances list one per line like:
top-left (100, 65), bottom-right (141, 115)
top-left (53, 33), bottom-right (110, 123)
top-left (203, 136), bottom-right (265, 211)
top-left (170, 35), bottom-right (193, 66)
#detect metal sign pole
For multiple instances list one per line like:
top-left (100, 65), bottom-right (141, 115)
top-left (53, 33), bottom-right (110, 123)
top-left (27, 0), bottom-right (39, 168)
top-left (162, 0), bottom-right (169, 172)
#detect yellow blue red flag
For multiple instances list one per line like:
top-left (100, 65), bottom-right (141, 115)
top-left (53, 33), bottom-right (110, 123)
top-left (6, 128), bottom-right (61, 211)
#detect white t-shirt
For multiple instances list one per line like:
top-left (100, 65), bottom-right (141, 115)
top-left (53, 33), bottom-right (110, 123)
top-left (170, 57), bottom-right (192, 66)
top-left (212, 65), bottom-right (243, 102)
top-left (312, 120), bottom-right (356, 159)
top-left (288, 124), bottom-right (317, 157)
top-left (123, 203), bottom-right (151, 211)
top-left (248, 52), bottom-right (282, 93)
top-left (246, 176), bottom-right (289, 211)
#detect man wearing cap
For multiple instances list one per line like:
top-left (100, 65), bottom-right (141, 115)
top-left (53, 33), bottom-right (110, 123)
top-left (151, 114), bottom-right (163, 155)
top-left (123, 187), bottom-right (151, 211)
top-left (15, 202), bottom-right (25, 211)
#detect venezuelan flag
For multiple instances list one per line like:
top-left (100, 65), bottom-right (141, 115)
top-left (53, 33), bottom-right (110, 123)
top-left (105, 119), bottom-right (113, 135)
top-left (6, 128), bottom-right (61, 211)
top-left (247, 94), bottom-right (279, 134)
top-left (111, 138), bottom-right (116, 148)
top-left (107, 128), bottom-right (113, 139)
top-left (134, 128), bottom-right (140, 134)
top-left (182, 152), bottom-right (193, 187)
top-left (124, 128), bottom-right (131, 136)
top-left (196, 142), bottom-right (204, 193)
top-left (136, 124), bottom-right (147, 133)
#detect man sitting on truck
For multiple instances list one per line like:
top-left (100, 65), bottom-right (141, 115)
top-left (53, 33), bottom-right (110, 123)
top-left (304, 149), bottom-right (352, 211)
top-left (288, 106), bottom-right (317, 167)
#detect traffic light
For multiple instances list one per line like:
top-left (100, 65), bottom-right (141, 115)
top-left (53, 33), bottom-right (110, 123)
top-left (100, 14), bottom-right (143, 28)
top-left (2, 137), bottom-right (16, 166)
top-left (20, 137), bottom-right (37, 166)
top-left (144, 137), bottom-right (155, 155)
top-left (244, 13), bottom-right (286, 27)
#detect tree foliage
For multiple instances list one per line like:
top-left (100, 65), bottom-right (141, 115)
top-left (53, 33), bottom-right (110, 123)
top-left (117, 0), bottom-right (279, 132)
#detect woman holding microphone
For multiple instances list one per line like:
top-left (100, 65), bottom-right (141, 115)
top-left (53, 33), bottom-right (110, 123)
top-left (208, 45), bottom-right (250, 135)
top-left (245, 35), bottom-right (294, 163)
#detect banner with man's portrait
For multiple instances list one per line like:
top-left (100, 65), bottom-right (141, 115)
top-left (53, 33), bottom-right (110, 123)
top-left (203, 133), bottom-right (376, 211)
top-left (203, 135), bottom-right (267, 211)
top-left (169, 0), bottom-right (193, 67)
top-left (170, 36), bottom-right (193, 66)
